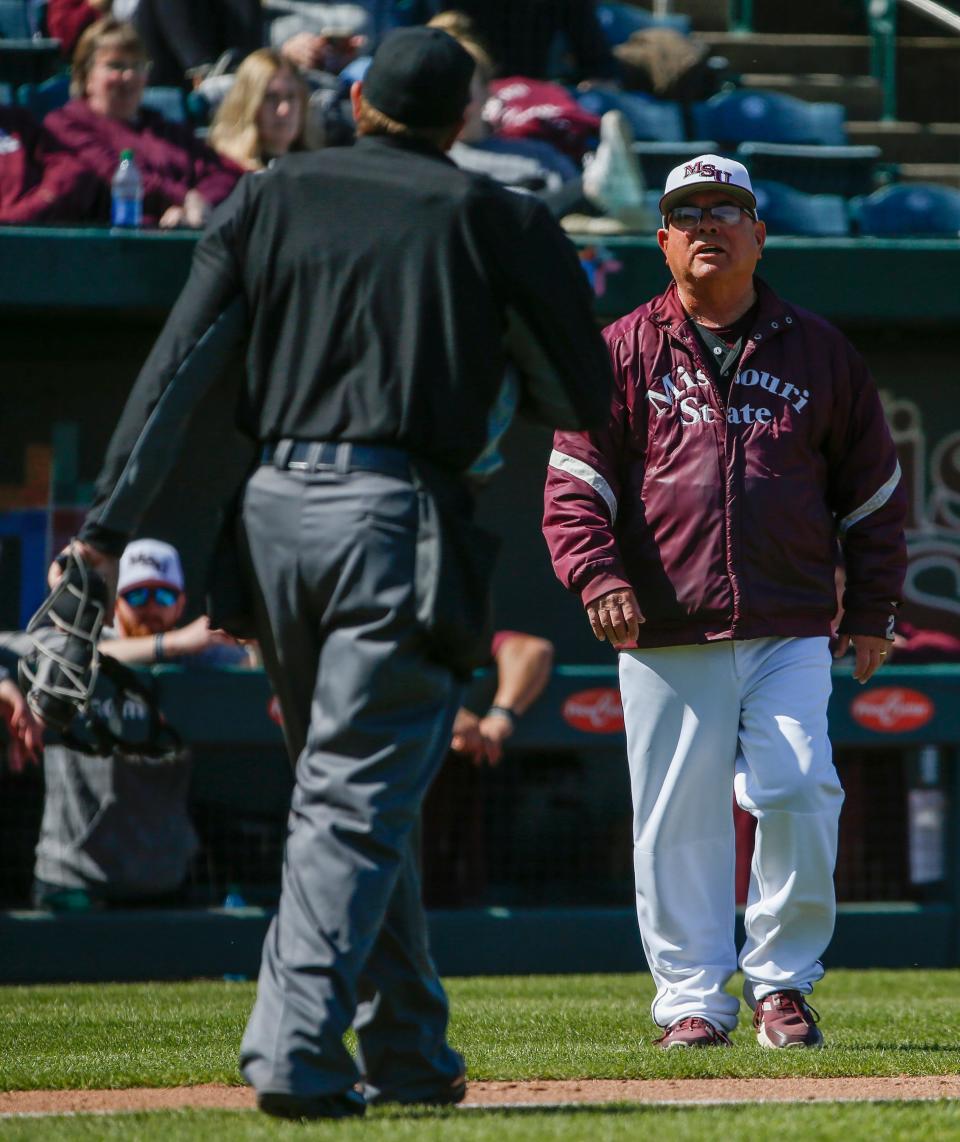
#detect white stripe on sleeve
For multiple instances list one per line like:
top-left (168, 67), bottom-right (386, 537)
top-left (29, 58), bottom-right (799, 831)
top-left (838, 460), bottom-right (902, 535)
top-left (549, 449), bottom-right (618, 524)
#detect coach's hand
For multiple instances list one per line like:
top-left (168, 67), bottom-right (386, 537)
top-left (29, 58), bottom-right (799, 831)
top-left (586, 588), bottom-right (643, 648)
top-left (833, 632), bottom-right (892, 685)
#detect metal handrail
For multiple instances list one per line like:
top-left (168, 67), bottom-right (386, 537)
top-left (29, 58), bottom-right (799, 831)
top-left (897, 0), bottom-right (960, 34)
top-left (715, 0), bottom-right (959, 34)
top-left (867, 0), bottom-right (899, 121)
top-left (727, 0), bottom-right (755, 33)
top-left (868, 0), bottom-right (960, 120)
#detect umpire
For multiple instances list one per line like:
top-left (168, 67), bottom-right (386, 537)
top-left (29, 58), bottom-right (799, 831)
top-left (54, 27), bottom-right (611, 1121)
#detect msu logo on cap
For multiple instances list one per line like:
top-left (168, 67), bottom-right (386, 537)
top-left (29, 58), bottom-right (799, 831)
top-left (659, 152), bottom-right (757, 216)
top-left (683, 160), bottom-right (734, 184)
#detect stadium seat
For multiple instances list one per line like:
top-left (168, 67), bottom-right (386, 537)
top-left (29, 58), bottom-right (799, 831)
top-left (850, 183), bottom-right (960, 237)
top-left (0, 80), bottom-right (10, 103)
top-left (692, 89), bottom-right (847, 147)
top-left (16, 71), bottom-right (68, 117)
top-left (186, 88), bottom-right (212, 126)
top-left (140, 86), bottom-right (188, 123)
top-left (630, 140), bottom-right (721, 187)
top-left (0, 0), bottom-right (31, 39)
top-left (752, 180), bottom-right (849, 237)
top-left (736, 142), bottom-right (883, 197)
top-left (596, 2), bottom-right (690, 43)
top-left (575, 87), bottom-right (684, 142)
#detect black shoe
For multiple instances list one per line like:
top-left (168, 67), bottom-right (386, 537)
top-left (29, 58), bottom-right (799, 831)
top-left (368, 1071), bottom-right (467, 1107)
top-left (257, 1089), bottom-right (367, 1120)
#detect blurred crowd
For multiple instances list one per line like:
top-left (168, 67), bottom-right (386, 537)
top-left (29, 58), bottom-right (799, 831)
top-left (0, 0), bottom-right (704, 229)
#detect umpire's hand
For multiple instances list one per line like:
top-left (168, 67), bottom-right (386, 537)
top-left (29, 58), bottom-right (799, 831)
top-left (47, 541), bottom-right (119, 615)
top-left (587, 588), bottom-right (644, 648)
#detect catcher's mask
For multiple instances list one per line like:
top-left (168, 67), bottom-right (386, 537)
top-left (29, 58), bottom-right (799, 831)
top-left (19, 548), bottom-right (184, 761)
top-left (19, 549), bottom-right (108, 732)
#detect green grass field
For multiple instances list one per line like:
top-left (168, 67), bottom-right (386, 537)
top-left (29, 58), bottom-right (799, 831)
top-left (3, 970), bottom-right (960, 1138)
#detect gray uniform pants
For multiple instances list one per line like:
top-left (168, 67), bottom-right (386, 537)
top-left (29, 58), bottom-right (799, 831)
top-left (238, 462), bottom-right (464, 1102)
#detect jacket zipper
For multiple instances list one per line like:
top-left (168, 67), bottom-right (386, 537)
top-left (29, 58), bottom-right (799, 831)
top-left (676, 321), bottom-right (741, 632)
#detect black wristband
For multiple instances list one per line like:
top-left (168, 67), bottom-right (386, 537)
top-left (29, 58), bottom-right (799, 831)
top-left (486, 704), bottom-right (516, 727)
top-left (155, 633), bottom-right (165, 662)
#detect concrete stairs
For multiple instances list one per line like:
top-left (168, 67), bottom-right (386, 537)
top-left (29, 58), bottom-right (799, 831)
top-left (647, 4), bottom-right (960, 190)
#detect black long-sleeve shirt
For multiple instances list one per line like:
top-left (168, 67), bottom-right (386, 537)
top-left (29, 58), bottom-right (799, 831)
top-left (81, 133), bottom-right (613, 551)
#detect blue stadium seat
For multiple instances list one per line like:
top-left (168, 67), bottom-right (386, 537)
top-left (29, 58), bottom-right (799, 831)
top-left (575, 87), bottom-right (684, 142)
top-left (630, 140), bottom-right (721, 187)
top-left (596, 2), bottom-right (691, 43)
top-left (752, 180), bottom-right (849, 237)
top-left (140, 86), bottom-right (187, 123)
top-left (0, 80), bottom-right (10, 103)
top-left (0, 0), bottom-right (31, 39)
top-left (692, 89), bottom-right (847, 147)
top-left (850, 183), bottom-right (960, 237)
top-left (736, 142), bottom-right (883, 197)
top-left (16, 71), bottom-right (68, 118)
top-left (186, 88), bottom-right (212, 126)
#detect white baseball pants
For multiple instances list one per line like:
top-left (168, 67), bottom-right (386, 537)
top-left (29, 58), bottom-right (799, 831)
top-left (618, 636), bottom-right (843, 1032)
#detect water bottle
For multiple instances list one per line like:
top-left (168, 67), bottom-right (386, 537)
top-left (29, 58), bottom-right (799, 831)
top-left (111, 148), bottom-right (143, 228)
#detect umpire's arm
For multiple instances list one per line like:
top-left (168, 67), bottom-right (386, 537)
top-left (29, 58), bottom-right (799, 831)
top-left (77, 175), bottom-right (258, 557)
top-left (484, 193), bottom-right (613, 432)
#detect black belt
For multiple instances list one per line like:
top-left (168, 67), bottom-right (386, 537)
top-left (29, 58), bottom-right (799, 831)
top-left (261, 439), bottom-right (411, 480)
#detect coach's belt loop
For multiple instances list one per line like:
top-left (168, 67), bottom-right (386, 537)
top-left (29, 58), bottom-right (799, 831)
top-left (335, 442), bottom-right (352, 475)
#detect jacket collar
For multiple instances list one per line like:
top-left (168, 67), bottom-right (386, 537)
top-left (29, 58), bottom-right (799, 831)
top-left (354, 132), bottom-right (457, 167)
top-left (650, 277), bottom-right (797, 350)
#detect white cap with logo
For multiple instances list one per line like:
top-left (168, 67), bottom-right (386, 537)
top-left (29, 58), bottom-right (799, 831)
top-left (659, 153), bottom-right (757, 220)
top-left (118, 539), bottom-right (184, 594)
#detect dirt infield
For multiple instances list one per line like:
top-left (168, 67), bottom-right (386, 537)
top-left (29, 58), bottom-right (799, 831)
top-left (3, 1076), bottom-right (960, 1115)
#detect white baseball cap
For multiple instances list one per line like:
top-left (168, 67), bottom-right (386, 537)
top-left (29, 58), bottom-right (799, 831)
top-left (118, 539), bottom-right (184, 594)
top-left (659, 153), bottom-right (757, 219)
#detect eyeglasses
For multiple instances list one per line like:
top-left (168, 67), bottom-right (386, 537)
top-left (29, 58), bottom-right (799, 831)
top-left (97, 60), bottom-right (150, 76)
top-left (669, 204), bottom-right (755, 229)
top-left (121, 586), bottom-right (180, 608)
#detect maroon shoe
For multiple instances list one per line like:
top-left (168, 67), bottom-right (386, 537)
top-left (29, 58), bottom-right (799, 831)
top-left (753, 990), bottom-right (823, 1049)
top-left (654, 1017), bottom-right (732, 1049)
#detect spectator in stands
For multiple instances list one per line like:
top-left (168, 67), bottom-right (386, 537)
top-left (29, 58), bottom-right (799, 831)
top-left (32, 538), bottom-right (253, 911)
top-left (0, 105), bottom-right (104, 224)
top-left (421, 630), bottom-right (554, 907)
top-left (270, 1), bottom-right (441, 65)
top-left (0, 665), bottom-right (42, 775)
top-left (441, 0), bottom-right (615, 81)
top-left (133, 0), bottom-right (262, 88)
top-left (44, 17), bottom-right (242, 228)
top-left (428, 13), bottom-right (579, 195)
top-left (271, 3), bottom-right (370, 75)
top-left (209, 49), bottom-right (309, 170)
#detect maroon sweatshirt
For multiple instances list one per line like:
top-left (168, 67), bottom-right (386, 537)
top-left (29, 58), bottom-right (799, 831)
top-left (544, 278), bottom-right (907, 648)
top-left (0, 106), bottom-right (104, 224)
top-left (44, 100), bottom-right (242, 226)
top-left (46, 0), bottom-right (99, 58)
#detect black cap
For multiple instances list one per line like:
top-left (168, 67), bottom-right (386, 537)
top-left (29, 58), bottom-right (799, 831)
top-left (362, 27), bottom-right (474, 128)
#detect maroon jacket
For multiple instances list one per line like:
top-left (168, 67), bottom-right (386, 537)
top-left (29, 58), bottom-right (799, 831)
top-left (0, 106), bottom-right (103, 224)
top-left (44, 100), bottom-right (242, 226)
top-left (544, 278), bottom-right (907, 648)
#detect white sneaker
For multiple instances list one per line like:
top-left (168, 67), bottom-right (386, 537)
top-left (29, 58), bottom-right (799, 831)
top-left (582, 111), bottom-right (659, 232)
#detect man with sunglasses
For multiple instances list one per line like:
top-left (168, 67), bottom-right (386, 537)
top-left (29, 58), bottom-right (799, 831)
top-left (545, 154), bottom-right (906, 1049)
top-left (32, 539), bottom-right (250, 912)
